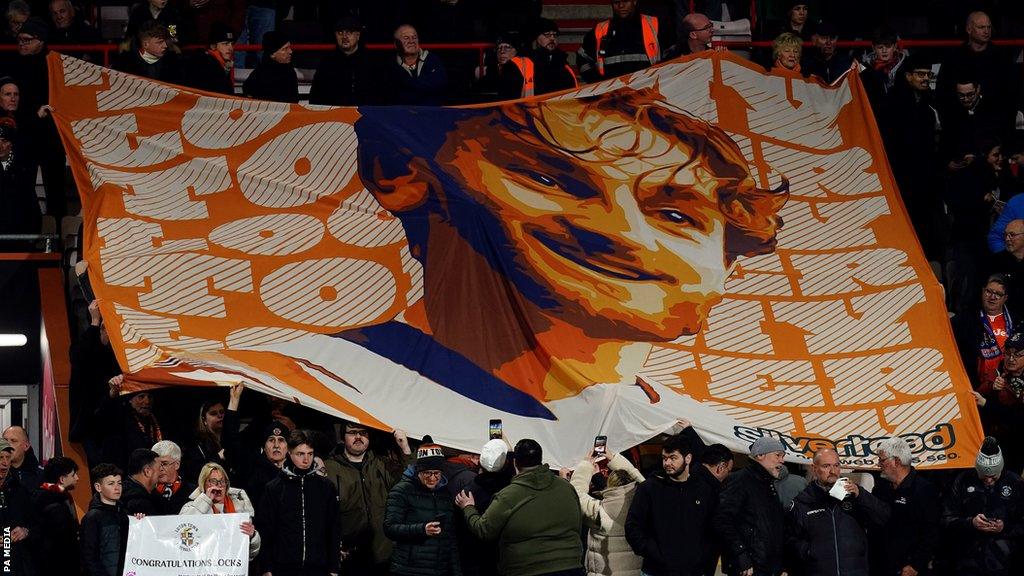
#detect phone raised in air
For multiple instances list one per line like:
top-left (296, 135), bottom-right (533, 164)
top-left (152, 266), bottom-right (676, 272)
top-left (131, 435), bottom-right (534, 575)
top-left (489, 419), bottom-right (502, 440)
top-left (593, 435), bottom-right (608, 457)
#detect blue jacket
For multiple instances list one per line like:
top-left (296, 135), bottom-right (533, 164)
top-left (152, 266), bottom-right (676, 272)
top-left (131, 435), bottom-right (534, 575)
top-left (988, 193), bottom-right (1024, 252)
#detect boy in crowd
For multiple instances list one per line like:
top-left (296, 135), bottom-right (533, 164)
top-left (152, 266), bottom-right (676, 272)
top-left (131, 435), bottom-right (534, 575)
top-left (81, 464), bottom-right (127, 576)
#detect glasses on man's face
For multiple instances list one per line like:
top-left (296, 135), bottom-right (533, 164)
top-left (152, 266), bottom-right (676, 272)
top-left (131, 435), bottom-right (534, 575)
top-left (985, 288), bottom-right (1007, 299)
top-left (957, 91), bottom-right (978, 100)
top-left (419, 470), bottom-right (442, 478)
top-left (1007, 350), bottom-right (1024, 360)
top-left (345, 429), bottom-right (368, 437)
top-left (1005, 231), bottom-right (1024, 239)
top-left (695, 23), bottom-right (714, 32)
top-left (910, 70), bottom-right (934, 79)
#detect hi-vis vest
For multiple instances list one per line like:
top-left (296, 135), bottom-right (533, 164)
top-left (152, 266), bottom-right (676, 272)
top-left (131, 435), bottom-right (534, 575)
top-left (593, 14), bottom-right (660, 76)
top-left (509, 56), bottom-right (535, 97)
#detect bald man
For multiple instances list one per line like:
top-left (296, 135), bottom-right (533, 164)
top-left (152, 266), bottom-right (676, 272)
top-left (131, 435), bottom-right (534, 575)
top-left (787, 449), bottom-right (889, 576)
top-left (2, 426), bottom-right (42, 490)
top-left (990, 219), bottom-right (1024, 302)
top-left (678, 12), bottom-right (713, 56)
top-left (936, 11), bottom-right (1017, 135)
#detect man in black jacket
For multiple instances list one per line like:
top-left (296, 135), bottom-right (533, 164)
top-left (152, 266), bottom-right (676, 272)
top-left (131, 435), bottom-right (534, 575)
top-left (242, 30), bottom-right (298, 103)
top-left (787, 449), bottom-right (890, 576)
top-left (2, 426), bottom-right (42, 491)
top-left (0, 439), bottom-right (33, 576)
top-left (626, 432), bottom-right (716, 576)
top-left (81, 463), bottom-right (127, 576)
top-left (941, 437), bottom-right (1024, 576)
top-left (186, 21), bottom-right (235, 95)
top-left (257, 429), bottom-right (341, 576)
top-left (869, 437), bottom-right (940, 576)
top-left (529, 18), bottom-right (577, 96)
top-left (115, 21), bottom-right (183, 84)
top-left (120, 448), bottom-right (160, 515)
top-left (715, 437), bottom-right (788, 576)
top-left (308, 16), bottom-right (378, 106)
top-left (68, 300), bottom-right (121, 470)
top-left (221, 383), bottom-right (289, 511)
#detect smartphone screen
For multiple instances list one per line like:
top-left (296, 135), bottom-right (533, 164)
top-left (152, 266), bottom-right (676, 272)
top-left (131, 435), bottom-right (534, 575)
top-left (488, 419), bottom-right (502, 440)
top-left (593, 435), bottom-right (607, 457)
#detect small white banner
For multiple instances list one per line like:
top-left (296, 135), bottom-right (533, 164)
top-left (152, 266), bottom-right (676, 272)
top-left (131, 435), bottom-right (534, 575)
top-left (122, 513), bottom-right (248, 576)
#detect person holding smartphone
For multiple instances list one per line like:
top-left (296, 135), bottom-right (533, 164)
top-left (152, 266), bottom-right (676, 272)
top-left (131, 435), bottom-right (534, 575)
top-left (940, 437), bottom-right (1024, 576)
top-left (383, 441), bottom-right (461, 576)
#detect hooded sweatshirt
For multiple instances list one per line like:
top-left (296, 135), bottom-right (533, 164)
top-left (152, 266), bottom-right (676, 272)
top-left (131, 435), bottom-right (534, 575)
top-left (462, 464), bottom-right (583, 576)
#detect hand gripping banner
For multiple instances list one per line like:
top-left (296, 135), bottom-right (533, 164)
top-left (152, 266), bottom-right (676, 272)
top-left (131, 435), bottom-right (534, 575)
top-left (48, 51), bottom-right (983, 468)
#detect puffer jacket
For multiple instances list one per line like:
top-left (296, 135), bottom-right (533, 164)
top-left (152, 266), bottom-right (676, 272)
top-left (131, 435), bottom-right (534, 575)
top-left (569, 454), bottom-right (645, 576)
top-left (256, 463), bottom-right (341, 574)
top-left (714, 463), bottom-right (786, 576)
top-left (383, 473), bottom-right (461, 576)
top-left (80, 495), bottom-right (125, 576)
top-left (941, 469), bottom-right (1024, 576)
top-left (787, 481), bottom-right (890, 576)
top-left (325, 448), bottom-right (399, 565)
top-left (462, 464), bottom-right (583, 576)
top-left (180, 486), bottom-right (261, 560)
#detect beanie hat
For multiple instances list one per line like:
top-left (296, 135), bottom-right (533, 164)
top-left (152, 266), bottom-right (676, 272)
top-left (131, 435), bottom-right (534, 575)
top-left (19, 18), bottom-right (48, 42)
top-left (749, 437), bottom-right (786, 458)
top-left (416, 438), bottom-right (445, 472)
top-left (208, 21), bottom-right (235, 45)
top-left (533, 17), bottom-right (559, 36)
top-left (261, 30), bottom-right (289, 59)
top-left (480, 439), bottom-right (508, 472)
top-left (263, 420), bottom-right (290, 441)
top-left (976, 436), bottom-right (1004, 477)
top-left (335, 16), bottom-right (364, 32)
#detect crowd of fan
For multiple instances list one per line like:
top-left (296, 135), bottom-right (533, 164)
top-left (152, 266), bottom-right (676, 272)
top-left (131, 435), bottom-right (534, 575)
top-left (2, 1), bottom-right (1024, 576)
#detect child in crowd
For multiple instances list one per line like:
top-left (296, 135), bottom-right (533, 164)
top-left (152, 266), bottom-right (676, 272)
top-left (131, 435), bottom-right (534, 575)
top-left (80, 464), bottom-right (127, 576)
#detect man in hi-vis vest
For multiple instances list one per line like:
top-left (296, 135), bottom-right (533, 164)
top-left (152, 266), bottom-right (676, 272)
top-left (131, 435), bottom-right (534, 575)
top-left (578, 0), bottom-right (671, 83)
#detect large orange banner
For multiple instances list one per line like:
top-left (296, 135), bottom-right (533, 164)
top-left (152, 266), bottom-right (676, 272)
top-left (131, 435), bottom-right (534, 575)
top-left (49, 51), bottom-right (982, 468)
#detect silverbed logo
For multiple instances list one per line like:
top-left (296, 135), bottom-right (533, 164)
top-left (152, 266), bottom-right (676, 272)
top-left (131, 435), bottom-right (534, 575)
top-left (733, 423), bottom-right (957, 464)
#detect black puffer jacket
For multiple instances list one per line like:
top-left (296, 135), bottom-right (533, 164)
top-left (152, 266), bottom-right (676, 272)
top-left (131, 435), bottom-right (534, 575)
top-left (787, 481), bottom-right (890, 576)
top-left (715, 463), bottom-right (786, 576)
top-left (33, 485), bottom-right (80, 576)
top-left (80, 495), bottom-right (125, 576)
top-left (941, 469), bottom-right (1024, 576)
top-left (384, 473), bottom-right (461, 576)
top-left (256, 463), bottom-right (341, 574)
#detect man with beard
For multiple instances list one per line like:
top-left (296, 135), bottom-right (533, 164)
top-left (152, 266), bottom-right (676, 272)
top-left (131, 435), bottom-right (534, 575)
top-left (786, 449), bottom-right (889, 576)
top-left (625, 432), bottom-right (716, 576)
top-left (715, 438), bottom-right (788, 576)
top-left (221, 383), bottom-right (289, 509)
top-left (120, 448), bottom-right (161, 515)
top-left (101, 378), bottom-right (164, 471)
top-left (528, 18), bottom-right (576, 96)
top-left (324, 421), bottom-right (410, 574)
top-left (257, 430), bottom-right (341, 576)
top-left (309, 17), bottom-right (377, 106)
top-left (869, 437), bottom-right (941, 576)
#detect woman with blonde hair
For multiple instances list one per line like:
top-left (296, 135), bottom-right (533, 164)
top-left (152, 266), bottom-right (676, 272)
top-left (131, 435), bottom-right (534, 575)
top-left (772, 32), bottom-right (803, 73)
top-left (180, 462), bottom-right (261, 561)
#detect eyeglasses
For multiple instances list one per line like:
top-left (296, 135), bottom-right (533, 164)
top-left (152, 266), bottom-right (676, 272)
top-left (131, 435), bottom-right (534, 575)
top-left (496, 44), bottom-right (514, 52)
top-left (1005, 231), bottom-right (1024, 239)
top-left (206, 478), bottom-right (226, 487)
top-left (985, 288), bottom-right (1007, 298)
top-left (419, 470), bottom-right (442, 478)
top-left (345, 430), bottom-right (368, 437)
top-left (693, 23), bottom-right (714, 32)
top-left (909, 70), bottom-right (934, 79)
top-left (956, 91), bottom-right (978, 100)
top-left (1007, 350), bottom-right (1024, 360)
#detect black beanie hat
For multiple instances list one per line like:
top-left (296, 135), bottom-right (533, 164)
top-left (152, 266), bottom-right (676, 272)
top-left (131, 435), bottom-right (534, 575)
top-left (19, 18), bottom-right (48, 43)
top-left (263, 420), bottom-right (290, 441)
top-left (262, 30), bottom-right (289, 58)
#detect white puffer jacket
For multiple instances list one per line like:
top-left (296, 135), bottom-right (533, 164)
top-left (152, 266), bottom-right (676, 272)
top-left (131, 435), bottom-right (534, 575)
top-left (180, 487), bottom-right (261, 560)
top-left (569, 454), bottom-right (646, 576)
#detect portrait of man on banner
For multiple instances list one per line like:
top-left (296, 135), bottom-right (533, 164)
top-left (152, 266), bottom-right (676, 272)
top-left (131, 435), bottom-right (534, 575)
top-left (336, 88), bottom-right (789, 417)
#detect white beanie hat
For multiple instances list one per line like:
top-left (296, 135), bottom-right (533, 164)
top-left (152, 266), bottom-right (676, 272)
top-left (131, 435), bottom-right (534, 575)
top-left (480, 439), bottom-right (508, 473)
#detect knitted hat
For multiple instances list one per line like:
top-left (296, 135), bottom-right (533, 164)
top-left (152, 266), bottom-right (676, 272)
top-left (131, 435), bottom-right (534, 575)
top-left (480, 439), bottom-right (508, 473)
top-left (263, 420), bottom-right (290, 441)
top-left (533, 18), bottom-right (559, 36)
top-left (19, 17), bottom-right (48, 42)
top-left (334, 16), bottom-right (364, 32)
top-left (261, 30), bottom-right (289, 59)
top-left (416, 441), bottom-right (446, 472)
top-left (1005, 332), bottom-right (1024, 353)
top-left (976, 436), bottom-right (1004, 477)
top-left (749, 437), bottom-right (786, 458)
top-left (208, 21), bottom-right (235, 45)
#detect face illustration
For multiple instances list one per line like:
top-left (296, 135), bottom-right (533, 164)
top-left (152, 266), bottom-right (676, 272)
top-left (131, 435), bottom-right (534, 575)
top-left (424, 99), bottom-right (779, 341)
top-left (872, 42), bottom-right (895, 64)
top-left (812, 449), bottom-right (841, 487)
